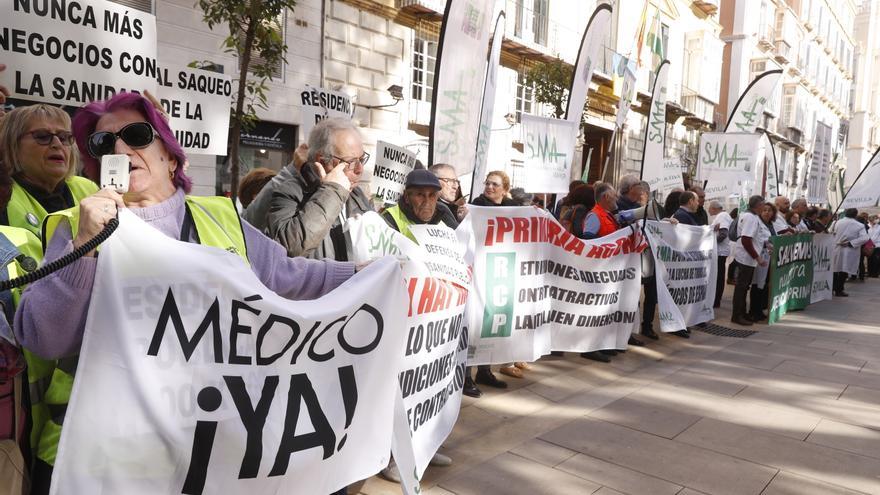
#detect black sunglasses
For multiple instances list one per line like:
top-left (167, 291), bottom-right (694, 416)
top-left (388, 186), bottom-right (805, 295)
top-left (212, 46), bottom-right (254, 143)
top-left (87, 122), bottom-right (157, 158)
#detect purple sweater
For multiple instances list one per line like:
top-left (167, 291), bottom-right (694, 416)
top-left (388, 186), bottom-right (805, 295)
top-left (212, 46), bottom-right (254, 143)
top-left (14, 189), bottom-right (355, 359)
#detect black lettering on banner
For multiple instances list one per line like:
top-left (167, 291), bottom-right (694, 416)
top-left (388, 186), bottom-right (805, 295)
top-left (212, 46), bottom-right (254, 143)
top-left (229, 297), bottom-right (262, 365)
top-left (225, 375), bottom-right (279, 479)
top-left (147, 289), bottom-right (223, 363)
top-left (256, 314), bottom-right (300, 366)
top-left (269, 374), bottom-right (336, 475)
top-left (182, 386), bottom-right (223, 495)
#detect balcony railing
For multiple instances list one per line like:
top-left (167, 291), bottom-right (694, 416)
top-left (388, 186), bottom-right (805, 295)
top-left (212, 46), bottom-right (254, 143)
top-left (680, 87), bottom-right (715, 124)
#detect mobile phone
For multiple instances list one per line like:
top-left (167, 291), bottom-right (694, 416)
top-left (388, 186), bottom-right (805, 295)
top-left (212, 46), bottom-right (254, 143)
top-left (100, 154), bottom-right (130, 193)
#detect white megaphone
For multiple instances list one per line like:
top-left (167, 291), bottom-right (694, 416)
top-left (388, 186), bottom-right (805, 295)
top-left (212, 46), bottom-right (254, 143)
top-left (100, 154), bottom-right (131, 193)
top-left (615, 200), bottom-right (662, 225)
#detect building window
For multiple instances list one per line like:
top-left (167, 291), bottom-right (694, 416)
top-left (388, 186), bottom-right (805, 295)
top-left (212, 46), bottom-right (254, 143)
top-left (514, 0), bottom-right (549, 47)
top-left (532, 0), bottom-right (549, 46)
top-left (515, 71), bottom-right (534, 121)
top-left (240, 13), bottom-right (285, 80)
top-left (411, 35), bottom-right (437, 102)
top-left (109, 0), bottom-right (153, 12)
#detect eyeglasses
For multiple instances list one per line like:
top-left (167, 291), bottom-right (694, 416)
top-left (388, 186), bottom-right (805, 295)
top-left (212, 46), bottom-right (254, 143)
top-left (21, 130), bottom-right (74, 146)
top-left (331, 152), bottom-right (370, 168)
top-left (484, 180), bottom-right (502, 188)
top-left (439, 178), bottom-right (460, 186)
top-left (87, 122), bottom-right (157, 158)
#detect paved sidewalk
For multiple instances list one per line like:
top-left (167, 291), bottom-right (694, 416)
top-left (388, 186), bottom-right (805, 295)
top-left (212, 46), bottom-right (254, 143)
top-left (361, 277), bottom-right (880, 495)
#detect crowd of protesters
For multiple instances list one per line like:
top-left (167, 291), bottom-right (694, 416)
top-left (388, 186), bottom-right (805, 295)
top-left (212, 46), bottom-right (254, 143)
top-left (1, 60), bottom-right (878, 494)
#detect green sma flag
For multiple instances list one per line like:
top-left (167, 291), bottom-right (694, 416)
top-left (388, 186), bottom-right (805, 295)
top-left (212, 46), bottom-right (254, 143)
top-left (768, 233), bottom-right (814, 324)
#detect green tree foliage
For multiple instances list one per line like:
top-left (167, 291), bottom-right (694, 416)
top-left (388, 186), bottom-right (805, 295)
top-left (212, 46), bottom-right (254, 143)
top-left (197, 0), bottom-right (296, 201)
top-left (524, 58), bottom-right (572, 120)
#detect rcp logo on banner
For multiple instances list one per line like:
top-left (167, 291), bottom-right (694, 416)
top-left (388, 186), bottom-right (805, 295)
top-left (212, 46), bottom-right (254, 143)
top-left (52, 211), bottom-right (408, 495)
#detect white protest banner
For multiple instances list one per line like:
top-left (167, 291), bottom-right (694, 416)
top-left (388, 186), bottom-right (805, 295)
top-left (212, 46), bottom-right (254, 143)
top-left (699, 132), bottom-right (764, 198)
top-left (840, 147), bottom-right (880, 209)
top-left (1, 0), bottom-right (159, 105)
top-left (457, 206), bottom-right (644, 365)
top-left (157, 65), bottom-right (232, 155)
top-left (521, 114), bottom-right (579, 193)
top-left (811, 233), bottom-right (834, 304)
top-left (430, 0), bottom-right (494, 175)
top-left (643, 221), bottom-right (717, 331)
top-left (473, 12), bottom-right (505, 189)
top-left (725, 69), bottom-right (783, 134)
top-left (53, 211), bottom-right (407, 495)
top-left (299, 86), bottom-right (354, 139)
top-left (640, 61), bottom-right (670, 188)
top-left (347, 213), bottom-right (469, 482)
top-left (565, 4), bottom-right (613, 125)
top-left (373, 141), bottom-right (418, 205)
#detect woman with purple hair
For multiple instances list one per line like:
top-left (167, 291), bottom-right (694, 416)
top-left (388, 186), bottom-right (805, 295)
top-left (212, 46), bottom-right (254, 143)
top-left (13, 92), bottom-right (356, 494)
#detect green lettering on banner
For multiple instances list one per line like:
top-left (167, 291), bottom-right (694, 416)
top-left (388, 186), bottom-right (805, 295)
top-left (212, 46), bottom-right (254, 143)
top-left (481, 253), bottom-right (516, 338)
top-left (768, 233), bottom-right (814, 324)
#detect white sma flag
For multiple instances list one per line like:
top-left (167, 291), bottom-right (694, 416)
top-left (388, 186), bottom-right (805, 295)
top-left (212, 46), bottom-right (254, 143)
top-left (640, 61), bottom-right (671, 192)
top-left (430, 0), bottom-right (495, 176)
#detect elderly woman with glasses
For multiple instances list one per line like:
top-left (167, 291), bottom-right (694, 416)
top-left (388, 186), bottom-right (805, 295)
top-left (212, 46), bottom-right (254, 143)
top-left (0, 104), bottom-right (99, 237)
top-left (13, 92), bottom-right (357, 493)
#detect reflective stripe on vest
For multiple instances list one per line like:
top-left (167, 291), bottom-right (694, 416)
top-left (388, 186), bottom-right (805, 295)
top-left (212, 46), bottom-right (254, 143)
top-left (35, 195), bottom-right (249, 465)
top-left (385, 204), bottom-right (417, 243)
top-left (0, 226), bottom-right (51, 450)
top-left (6, 176), bottom-right (98, 238)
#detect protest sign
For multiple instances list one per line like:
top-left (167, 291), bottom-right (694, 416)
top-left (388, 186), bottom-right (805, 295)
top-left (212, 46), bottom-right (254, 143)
top-left (521, 115), bottom-right (579, 193)
top-left (410, 224), bottom-right (471, 288)
top-left (457, 206), bottom-right (644, 365)
top-left (725, 69), bottom-right (782, 134)
top-left (299, 86), bottom-right (354, 139)
top-left (1, 0), bottom-right (159, 105)
top-left (810, 233), bottom-right (834, 304)
top-left (699, 132), bottom-right (764, 198)
top-left (429, 0), bottom-right (494, 175)
top-left (158, 65), bottom-right (232, 155)
top-left (53, 211), bottom-right (408, 495)
top-left (643, 221), bottom-right (716, 331)
top-left (347, 213), bottom-right (468, 481)
top-left (769, 232), bottom-right (814, 324)
top-left (373, 142), bottom-right (418, 205)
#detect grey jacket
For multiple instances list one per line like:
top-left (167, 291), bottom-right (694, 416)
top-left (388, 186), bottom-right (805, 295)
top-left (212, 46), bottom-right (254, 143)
top-left (243, 163), bottom-right (373, 261)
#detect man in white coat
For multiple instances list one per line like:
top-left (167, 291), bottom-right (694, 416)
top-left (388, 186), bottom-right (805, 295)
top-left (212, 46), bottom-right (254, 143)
top-left (831, 208), bottom-right (870, 297)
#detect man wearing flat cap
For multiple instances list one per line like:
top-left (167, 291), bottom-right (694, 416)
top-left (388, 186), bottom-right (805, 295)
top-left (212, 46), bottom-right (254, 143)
top-left (382, 169), bottom-right (459, 238)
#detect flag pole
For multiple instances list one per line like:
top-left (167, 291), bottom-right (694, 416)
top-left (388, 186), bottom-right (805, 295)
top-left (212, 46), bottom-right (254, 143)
top-left (830, 145), bottom-right (880, 218)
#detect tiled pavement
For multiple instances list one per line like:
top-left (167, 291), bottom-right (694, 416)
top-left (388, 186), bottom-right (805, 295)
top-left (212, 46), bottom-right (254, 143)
top-left (361, 277), bottom-right (880, 495)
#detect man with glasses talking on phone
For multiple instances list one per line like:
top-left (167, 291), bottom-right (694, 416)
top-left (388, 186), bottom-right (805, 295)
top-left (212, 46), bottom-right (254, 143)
top-left (244, 117), bottom-right (373, 260)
